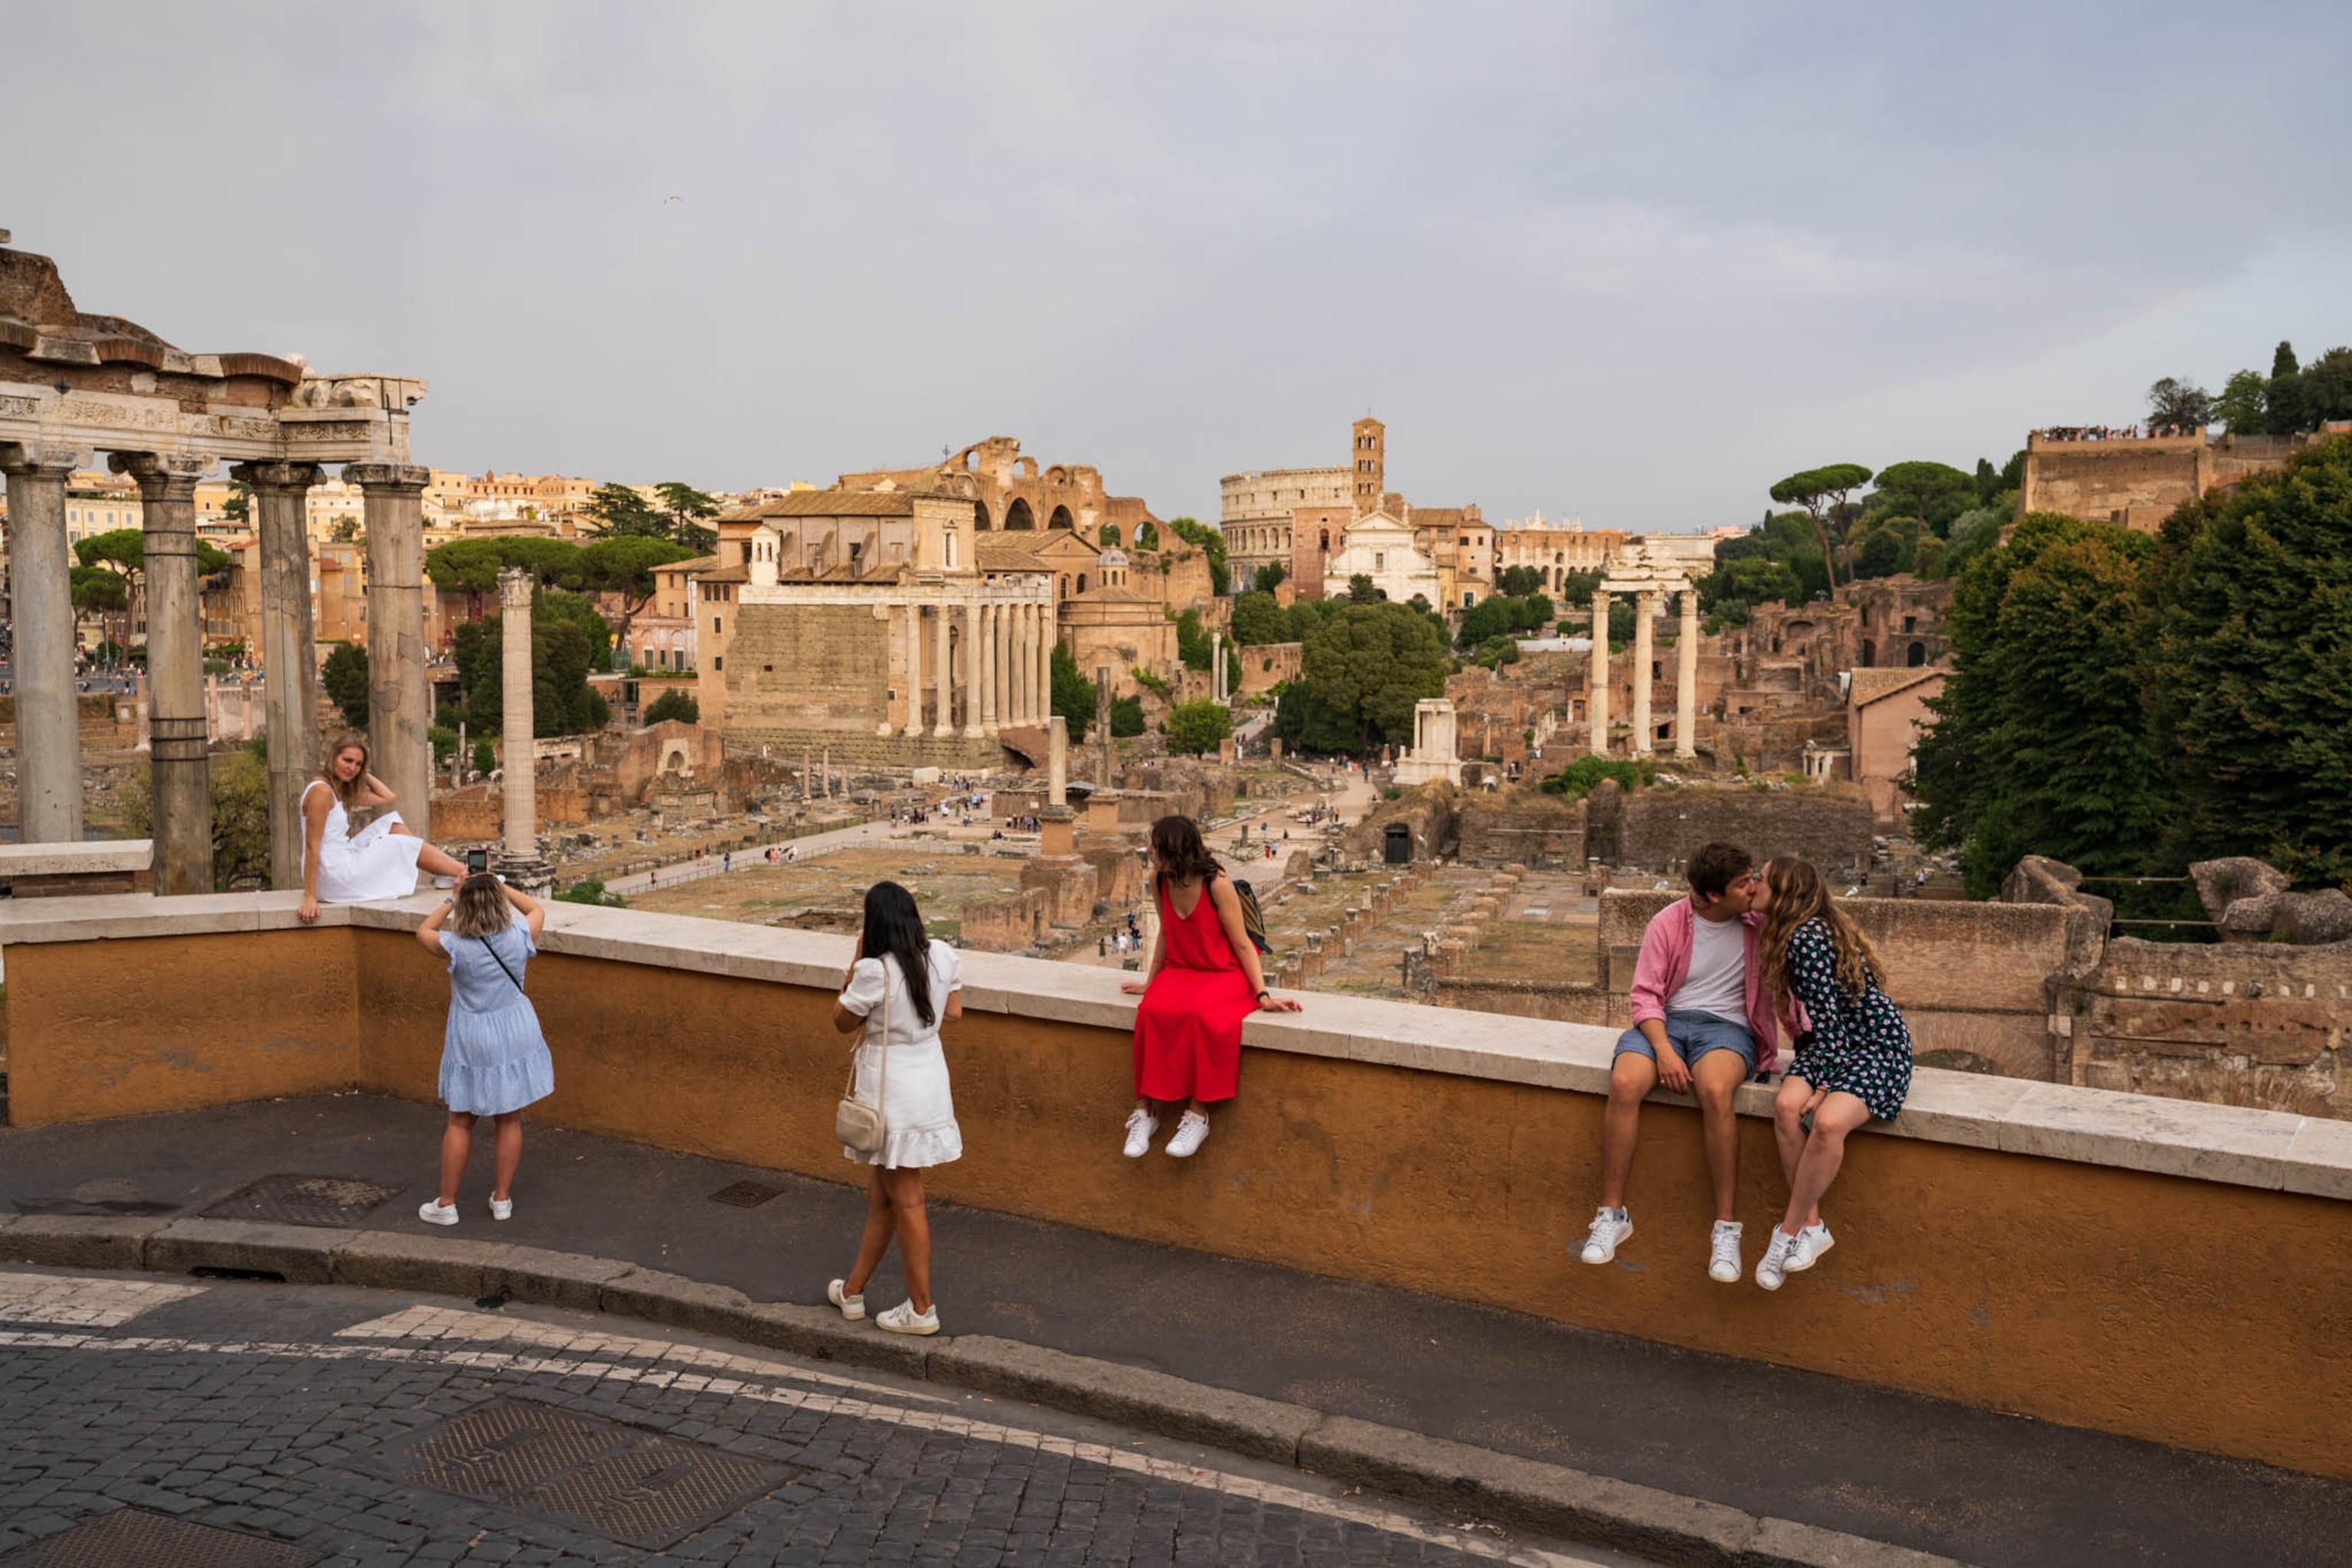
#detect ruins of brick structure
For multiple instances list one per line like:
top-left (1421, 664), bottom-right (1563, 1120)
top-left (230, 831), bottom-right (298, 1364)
top-left (2, 238), bottom-right (432, 893)
top-left (430, 720), bottom-right (793, 843)
top-left (2017, 426), bottom-right (2339, 534)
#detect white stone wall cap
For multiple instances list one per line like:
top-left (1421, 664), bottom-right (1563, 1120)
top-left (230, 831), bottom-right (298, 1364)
top-left (1, 893), bottom-right (2345, 1199)
top-left (0, 840), bottom-right (156, 876)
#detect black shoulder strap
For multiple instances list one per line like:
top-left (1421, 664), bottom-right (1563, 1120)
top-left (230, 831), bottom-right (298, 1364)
top-left (480, 926), bottom-right (527, 995)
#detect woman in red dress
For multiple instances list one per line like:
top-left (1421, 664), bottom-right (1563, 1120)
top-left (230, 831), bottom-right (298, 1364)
top-left (1120, 815), bottom-right (1302, 1158)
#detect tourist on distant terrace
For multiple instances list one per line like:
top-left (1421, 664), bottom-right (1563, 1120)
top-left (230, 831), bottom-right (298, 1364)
top-left (297, 733), bottom-right (469, 923)
top-left (1750, 855), bottom-right (1913, 1292)
top-left (1582, 840), bottom-right (1793, 1282)
top-left (1121, 815), bottom-right (1302, 1159)
top-left (414, 872), bottom-right (551, 1226)
top-left (828, 880), bottom-right (963, 1337)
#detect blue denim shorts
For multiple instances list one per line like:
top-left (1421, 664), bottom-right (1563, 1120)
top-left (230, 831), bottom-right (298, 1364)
top-left (1615, 1010), bottom-right (1757, 1073)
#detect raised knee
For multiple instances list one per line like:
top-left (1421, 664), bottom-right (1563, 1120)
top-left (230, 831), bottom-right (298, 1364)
top-left (1697, 1083), bottom-right (1733, 1111)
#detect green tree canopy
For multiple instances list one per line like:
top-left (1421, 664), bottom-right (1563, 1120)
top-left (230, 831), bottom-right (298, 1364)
top-left (1292, 600), bottom-right (1449, 750)
top-left (1768, 463), bottom-right (1873, 588)
top-left (2146, 376), bottom-right (2216, 430)
top-left (1252, 560), bottom-right (1288, 593)
top-left (1173, 608), bottom-right (1211, 671)
top-left (1345, 573), bottom-right (1383, 604)
top-left (1229, 590), bottom-right (1287, 646)
top-left (1497, 564), bottom-right (1545, 597)
top-left (2214, 369), bottom-right (2270, 435)
top-left (1867, 461), bottom-right (1976, 538)
top-left (1697, 556), bottom-right (1805, 625)
top-left (426, 536), bottom-right (590, 593)
top-left (1165, 698), bottom-right (1233, 755)
top-left (642, 689), bottom-right (700, 725)
top-left (1049, 640), bottom-right (1095, 743)
top-left (451, 597), bottom-right (612, 738)
top-left (1110, 693), bottom-right (1145, 737)
top-left (580, 482), bottom-right (670, 540)
top-left (1163, 517), bottom-right (1225, 595)
top-left (322, 642), bottom-right (371, 730)
top-left (652, 482), bottom-right (721, 553)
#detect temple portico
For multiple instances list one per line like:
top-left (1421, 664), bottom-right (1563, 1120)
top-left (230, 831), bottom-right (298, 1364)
top-left (3, 238), bottom-right (430, 892)
top-left (1587, 557), bottom-right (1700, 762)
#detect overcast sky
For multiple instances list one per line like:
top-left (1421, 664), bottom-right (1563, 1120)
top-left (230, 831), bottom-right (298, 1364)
top-left (8, 2), bottom-right (2348, 531)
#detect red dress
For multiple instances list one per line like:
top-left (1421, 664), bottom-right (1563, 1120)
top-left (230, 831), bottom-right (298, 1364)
top-left (1132, 874), bottom-right (1257, 1103)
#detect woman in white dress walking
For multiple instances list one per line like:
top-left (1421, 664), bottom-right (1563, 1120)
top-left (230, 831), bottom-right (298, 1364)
top-left (414, 872), bottom-right (554, 1225)
top-left (826, 880), bottom-right (962, 1336)
top-left (298, 733), bottom-right (469, 923)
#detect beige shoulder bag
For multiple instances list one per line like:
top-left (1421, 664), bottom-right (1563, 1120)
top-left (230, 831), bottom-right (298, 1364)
top-left (835, 961), bottom-right (890, 1155)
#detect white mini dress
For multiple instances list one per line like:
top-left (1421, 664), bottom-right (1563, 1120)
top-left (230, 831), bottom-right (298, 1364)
top-left (302, 779), bottom-right (426, 901)
top-left (837, 940), bottom-right (964, 1169)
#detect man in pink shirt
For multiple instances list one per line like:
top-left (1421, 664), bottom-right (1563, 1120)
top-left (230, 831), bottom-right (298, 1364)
top-left (1581, 841), bottom-right (1787, 1283)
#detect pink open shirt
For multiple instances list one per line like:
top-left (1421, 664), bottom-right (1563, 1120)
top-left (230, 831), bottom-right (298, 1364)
top-left (1624, 896), bottom-right (1795, 1074)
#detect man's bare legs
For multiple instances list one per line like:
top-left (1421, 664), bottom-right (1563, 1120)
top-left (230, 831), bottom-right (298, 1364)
top-left (1691, 1050), bottom-right (1751, 1223)
top-left (1597, 1053), bottom-right (1658, 1211)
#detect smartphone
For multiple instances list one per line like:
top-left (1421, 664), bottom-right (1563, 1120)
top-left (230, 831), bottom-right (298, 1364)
top-left (465, 848), bottom-right (488, 874)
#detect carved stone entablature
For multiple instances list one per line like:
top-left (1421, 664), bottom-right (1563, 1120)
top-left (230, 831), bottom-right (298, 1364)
top-left (2, 377), bottom-right (421, 466)
top-left (289, 374), bottom-right (428, 412)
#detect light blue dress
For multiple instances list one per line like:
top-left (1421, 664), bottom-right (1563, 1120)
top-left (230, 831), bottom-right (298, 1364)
top-left (437, 921), bottom-right (555, 1115)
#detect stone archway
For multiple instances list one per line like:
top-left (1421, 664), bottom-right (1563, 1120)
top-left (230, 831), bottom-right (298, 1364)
top-left (1048, 504), bottom-right (1074, 532)
top-left (1098, 521), bottom-right (1123, 547)
top-left (1908, 641), bottom-right (1927, 667)
top-left (1860, 639), bottom-right (1876, 668)
top-left (972, 500), bottom-right (991, 532)
top-left (659, 740), bottom-right (693, 776)
top-left (1004, 497), bottom-right (1036, 531)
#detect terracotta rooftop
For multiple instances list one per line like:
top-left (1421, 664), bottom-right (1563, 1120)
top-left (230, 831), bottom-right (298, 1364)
top-left (1849, 665), bottom-right (1945, 705)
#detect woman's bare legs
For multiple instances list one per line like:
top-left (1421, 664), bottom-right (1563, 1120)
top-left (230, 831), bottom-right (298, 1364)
top-left (490, 1112), bottom-right (523, 1202)
top-left (1777, 1093), bottom-right (1874, 1239)
top-left (1772, 1076), bottom-right (1824, 1229)
top-left (437, 1112), bottom-right (475, 1207)
top-left (880, 1167), bottom-right (933, 1313)
top-left (843, 1168), bottom-right (897, 1298)
top-left (387, 823), bottom-right (467, 880)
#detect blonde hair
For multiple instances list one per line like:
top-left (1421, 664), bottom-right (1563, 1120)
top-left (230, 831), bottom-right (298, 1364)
top-left (320, 731), bottom-right (370, 808)
top-left (1758, 854), bottom-right (1886, 1006)
top-left (446, 872), bottom-right (514, 939)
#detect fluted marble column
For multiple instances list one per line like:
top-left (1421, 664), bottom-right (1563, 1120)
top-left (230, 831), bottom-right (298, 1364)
top-left (0, 443), bottom-right (88, 841)
top-left (1631, 589), bottom-right (1657, 756)
top-left (1675, 587), bottom-right (1699, 760)
top-left (901, 602), bottom-right (926, 737)
top-left (116, 452), bottom-right (214, 894)
top-left (345, 462), bottom-right (433, 841)
top-left (962, 596), bottom-right (985, 737)
top-left (979, 601), bottom-right (999, 734)
top-left (1035, 598), bottom-right (1054, 724)
top-left (878, 602), bottom-right (900, 736)
top-left (932, 600), bottom-right (955, 737)
top-left (1587, 586), bottom-right (1611, 757)
top-left (1011, 604), bottom-right (1031, 724)
top-left (498, 569), bottom-right (536, 861)
top-left (235, 462), bottom-right (324, 887)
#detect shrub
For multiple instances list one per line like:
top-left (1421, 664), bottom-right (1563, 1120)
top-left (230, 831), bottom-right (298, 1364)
top-left (643, 689), bottom-right (700, 725)
top-left (557, 876), bottom-right (627, 907)
top-left (1540, 755), bottom-right (1652, 800)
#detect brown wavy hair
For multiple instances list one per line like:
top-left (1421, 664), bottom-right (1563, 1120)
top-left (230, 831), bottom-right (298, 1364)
top-left (320, 731), bottom-right (371, 808)
top-left (1148, 814), bottom-right (1222, 889)
top-left (1759, 854), bottom-right (1886, 1006)
top-left (446, 872), bottom-right (516, 939)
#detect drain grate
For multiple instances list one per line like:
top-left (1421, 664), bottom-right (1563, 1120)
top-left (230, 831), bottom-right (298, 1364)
top-left (199, 1174), bottom-right (402, 1229)
top-left (348, 1397), bottom-right (789, 1549)
top-left (0, 1507), bottom-right (316, 1566)
top-left (708, 1180), bottom-right (782, 1208)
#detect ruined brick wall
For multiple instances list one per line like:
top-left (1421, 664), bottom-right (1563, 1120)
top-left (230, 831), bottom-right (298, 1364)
top-left (1455, 795), bottom-right (1586, 867)
top-left (721, 603), bottom-right (888, 740)
top-left (2060, 939), bottom-right (2352, 1117)
top-left (2020, 436), bottom-right (2206, 526)
top-left (960, 887), bottom-right (1052, 952)
top-left (1238, 642), bottom-right (1302, 696)
top-left (1615, 785), bottom-right (1872, 877)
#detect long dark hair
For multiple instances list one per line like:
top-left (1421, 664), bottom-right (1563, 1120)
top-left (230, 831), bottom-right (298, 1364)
top-left (860, 880), bottom-right (935, 1027)
top-left (1149, 814), bottom-right (1221, 891)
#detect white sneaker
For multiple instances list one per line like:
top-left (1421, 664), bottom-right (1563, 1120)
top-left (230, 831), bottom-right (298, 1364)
top-left (1579, 1207), bottom-right (1632, 1265)
top-left (1788, 1221), bottom-right (1833, 1273)
top-left (1708, 1220), bottom-right (1743, 1283)
top-left (1122, 1108), bottom-right (1159, 1158)
top-left (418, 1200), bottom-right (459, 1227)
top-left (876, 1301), bottom-right (939, 1336)
top-left (1165, 1110), bottom-right (1212, 1158)
top-left (1756, 1228), bottom-right (1800, 1290)
top-left (488, 1197), bottom-right (513, 1221)
top-left (827, 1279), bottom-right (865, 1321)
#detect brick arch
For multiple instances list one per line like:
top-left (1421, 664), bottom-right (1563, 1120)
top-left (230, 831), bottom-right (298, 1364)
top-left (1004, 498), bottom-right (1036, 531)
top-left (972, 500), bottom-right (991, 532)
top-left (1048, 504), bottom-right (1074, 531)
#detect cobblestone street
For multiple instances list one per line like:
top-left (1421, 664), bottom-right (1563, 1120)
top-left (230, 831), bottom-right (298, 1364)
top-left (0, 1269), bottom-right (1644, 1568)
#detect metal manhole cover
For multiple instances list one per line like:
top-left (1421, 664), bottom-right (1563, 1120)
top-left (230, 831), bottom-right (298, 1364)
top-left (709, 1180), bottom-right (782, 1208)
top-left (0, 1507), bottom-right (316, 1566)
top-left (348, 1397), bottom-right (789, 1549)
top-left (200, 1174), bottom-right (402, 1228)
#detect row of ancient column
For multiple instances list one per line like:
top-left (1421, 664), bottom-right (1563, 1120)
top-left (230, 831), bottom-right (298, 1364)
top-left (1587, 583), bottom-right (1700, 760)
top-left (0, 447), bottom-right (431, 893)
top-left (885, 596), bottom-right (1054, 738)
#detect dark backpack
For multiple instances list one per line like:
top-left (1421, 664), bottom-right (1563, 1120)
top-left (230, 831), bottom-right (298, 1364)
top-left (1229, 877), bottom-right (1272, 956)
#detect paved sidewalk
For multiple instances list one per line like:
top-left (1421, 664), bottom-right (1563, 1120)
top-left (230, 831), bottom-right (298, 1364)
top-left (4, 1096), bottom-right (2346, 1567)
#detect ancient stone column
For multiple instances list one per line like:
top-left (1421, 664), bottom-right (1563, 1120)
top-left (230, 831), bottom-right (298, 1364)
top-left (1211, 630), bottom-right (1225, 701)
top-left (1011, 604), bottom-right (1031, 725)
top-left (1095, 666), bottom-right (1113, 786)
top-left (498, 567), bottom-right (537, 864)
top-left (241, 462), bottom-right (328, 886)
top-left (1630, 588), bottom-right (1657, 756)
top-left (346, 463), bottom-right (433, 841)
top-left (961, 596), bottom-right (984, 739)
top-left (1587, 585), bottom-right (1611, 758)
top-left (901, 603), bottom-right (926, 737)
top-left (1048, 715), bottom-right (1067, 806)
top-left (878, 604), bottom-right (900, 737)
top-left (802, 746), bottom-right (813, 800)
top-left (933, 599), bottom-right (955, 738)
top-left (1675, 587), bottom-right (1699, 760)
top-left (1036, 598), bottom-right (1055, 726)
top-left (0, 444), bottom-right (87, 843)
top-left (978, 600), bottom-right (998, 735)
top-left (116, 452), bottom-right (215, 895)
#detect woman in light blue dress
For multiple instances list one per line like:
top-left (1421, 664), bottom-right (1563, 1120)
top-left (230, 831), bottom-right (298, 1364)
top-left (414, 874), bottom-right (554, 1226)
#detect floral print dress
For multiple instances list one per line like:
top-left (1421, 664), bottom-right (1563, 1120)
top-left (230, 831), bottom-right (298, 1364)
top-left (1783, 917), bottom-right (1913, 1122)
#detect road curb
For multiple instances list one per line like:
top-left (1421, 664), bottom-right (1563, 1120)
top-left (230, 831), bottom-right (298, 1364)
top-left (0, 1214), bottom-right (1975, 1568)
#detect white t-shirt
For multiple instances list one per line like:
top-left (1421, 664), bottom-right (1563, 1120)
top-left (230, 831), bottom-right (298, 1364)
top-left (1669, 910), bottom-right (1748, 1024)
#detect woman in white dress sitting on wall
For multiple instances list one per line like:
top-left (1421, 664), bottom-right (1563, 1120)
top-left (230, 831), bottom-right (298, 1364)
top-left (298, 732), bottom-right (469, 923)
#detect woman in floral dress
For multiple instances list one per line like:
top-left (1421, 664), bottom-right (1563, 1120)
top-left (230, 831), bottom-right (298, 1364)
top-left (1752, 854), bottom-right (1914, 1290)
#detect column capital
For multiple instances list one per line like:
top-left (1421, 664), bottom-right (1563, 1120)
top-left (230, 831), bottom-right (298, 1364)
top-left (342, 462), bottom-right (430, 494)
top-left (0, 441), bottom-right (89, 476)
top-left (230, 460), bottom-right (325, 494)
top-left (109, 449), bottom-right (213, 500)
top-left (498, 565), bottom-right (534, 610)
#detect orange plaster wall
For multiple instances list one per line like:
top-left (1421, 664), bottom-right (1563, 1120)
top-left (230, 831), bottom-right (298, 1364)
top-left (8, 925), bottom-right (2350, 1482)
top-left (4, 930), bottom-right (360, 1126)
